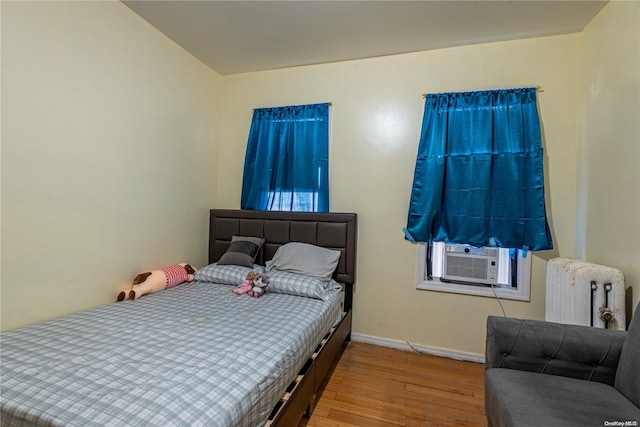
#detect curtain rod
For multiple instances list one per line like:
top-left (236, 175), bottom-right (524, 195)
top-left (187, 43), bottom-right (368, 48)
top-left (252, 102), bottom-right (332, 112)
top-left (422, 85), bottom-right (543, 98)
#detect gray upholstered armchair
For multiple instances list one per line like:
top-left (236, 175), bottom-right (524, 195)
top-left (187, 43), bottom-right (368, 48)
top-left (484, 303), bottom-right (640, 427)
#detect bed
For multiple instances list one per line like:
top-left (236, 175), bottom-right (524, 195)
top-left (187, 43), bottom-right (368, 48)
top-left (0, 209), bottom-right (357, 427)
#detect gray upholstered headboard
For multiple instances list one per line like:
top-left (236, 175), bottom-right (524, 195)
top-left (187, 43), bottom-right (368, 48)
top-left (208, 209), bottom-right (357, 285)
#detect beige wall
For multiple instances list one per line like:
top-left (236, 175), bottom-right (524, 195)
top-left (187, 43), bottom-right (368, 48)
top-left (218, 35), bottom-right (582, 355)
top-left (1, 1), bottom-right (222, 330)
top-left (578, 0), bottom-right (640, 315)
top-left (3, 0), bottom-right (636, 357)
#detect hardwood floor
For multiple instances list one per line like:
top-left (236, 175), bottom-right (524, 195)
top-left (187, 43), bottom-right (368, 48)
top-left (299, 341), bottom-right (487, 427)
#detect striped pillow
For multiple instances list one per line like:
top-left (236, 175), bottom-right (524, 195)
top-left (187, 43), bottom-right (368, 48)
top-left (195, 263), bottom-right (264, 286)
top-left (268, 270), bottom-right (341, 301)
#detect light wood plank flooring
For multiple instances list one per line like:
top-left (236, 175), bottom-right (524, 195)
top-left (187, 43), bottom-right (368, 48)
top-left (299, 341), bottom-right (487, 427)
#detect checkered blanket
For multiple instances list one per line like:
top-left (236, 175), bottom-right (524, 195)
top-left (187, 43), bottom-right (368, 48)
top-left (0, 281), bottom-right (342, 427)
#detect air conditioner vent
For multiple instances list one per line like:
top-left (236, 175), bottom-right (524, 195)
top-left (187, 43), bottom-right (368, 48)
top-left (442, 244), bottom-right (499, 285)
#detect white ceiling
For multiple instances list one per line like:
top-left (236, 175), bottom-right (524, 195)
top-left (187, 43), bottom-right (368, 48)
top-left (122, 0), bottom-right (607, 76)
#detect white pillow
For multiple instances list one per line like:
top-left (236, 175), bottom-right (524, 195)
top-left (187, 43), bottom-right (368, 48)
top-left (265, 242), bottom-right (341, 282)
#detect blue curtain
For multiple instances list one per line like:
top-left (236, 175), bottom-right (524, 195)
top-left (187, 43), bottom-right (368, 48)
top-left (241, 103), bottom-right (329, 212)
top-left (404, 88), bottom-right (553, 251)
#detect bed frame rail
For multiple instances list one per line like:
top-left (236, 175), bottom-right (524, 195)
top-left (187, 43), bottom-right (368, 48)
top-left (266, 310), bottom-right (352, 426)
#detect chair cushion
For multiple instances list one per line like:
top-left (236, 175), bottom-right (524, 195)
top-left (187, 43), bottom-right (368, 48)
top-left (485, 368), bottom-right (640, 427)
top-left (615, 303), bottom-right (640, 407)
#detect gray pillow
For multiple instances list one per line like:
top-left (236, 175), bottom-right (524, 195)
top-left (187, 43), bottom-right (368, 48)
top-left (266, 242), bottom-right (341, 282)
top-left (217, 236), bottom-right (265, 268)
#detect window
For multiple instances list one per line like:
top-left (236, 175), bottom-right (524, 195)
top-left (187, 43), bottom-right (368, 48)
top-left (265, 190), bottom-right (320, 212)
top-left (404, 88), bottom-right (549, 300)
top-left (241, 103), bottom-right (330, 212)
top-left (416, 242), bottom-right (531, 301)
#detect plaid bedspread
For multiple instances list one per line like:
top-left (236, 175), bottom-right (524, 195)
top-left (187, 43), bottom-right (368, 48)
top-left (0, 282), bottom-right (342, 427)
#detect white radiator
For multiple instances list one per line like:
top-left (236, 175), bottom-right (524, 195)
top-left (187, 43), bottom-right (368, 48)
top-left (546, 258), bottom-right (626, 330)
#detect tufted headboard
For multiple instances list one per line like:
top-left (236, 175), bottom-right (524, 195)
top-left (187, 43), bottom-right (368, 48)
top-left (209, 209), bottom-right (357, 286)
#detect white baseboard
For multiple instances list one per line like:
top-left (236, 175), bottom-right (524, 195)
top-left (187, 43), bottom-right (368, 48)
top-left (350, 332), bottom-right (485, 364)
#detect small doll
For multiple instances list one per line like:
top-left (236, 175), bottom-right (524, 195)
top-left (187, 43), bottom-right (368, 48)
top-left (247, 272), bottom-right (270, 298)
top-left (233, 271), bottom-right (257, 295)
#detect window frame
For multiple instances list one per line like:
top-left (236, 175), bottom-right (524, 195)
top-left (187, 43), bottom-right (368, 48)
top-left (415, 243), bottom-right (531, 301)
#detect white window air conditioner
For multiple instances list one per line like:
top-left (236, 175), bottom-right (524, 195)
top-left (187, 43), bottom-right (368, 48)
top-left (442, 244), bottom-right (499, 285)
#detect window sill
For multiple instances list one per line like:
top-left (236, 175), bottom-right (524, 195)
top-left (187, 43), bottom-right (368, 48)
top-left (415, 243), bottom-right (531, 302)
top-left (416, 279), bottom-right (530, 301)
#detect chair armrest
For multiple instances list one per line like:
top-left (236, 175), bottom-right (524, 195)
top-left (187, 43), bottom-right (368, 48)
top-left (485, 316), bottom-right (626, 385)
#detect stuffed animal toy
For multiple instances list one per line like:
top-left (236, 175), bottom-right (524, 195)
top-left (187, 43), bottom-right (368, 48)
top-left (232, 271), bottom-right (257, 295)
top-left (117, 263), bottom-right (197, 301)
top-left (248, 272), bottom-right (270, 298)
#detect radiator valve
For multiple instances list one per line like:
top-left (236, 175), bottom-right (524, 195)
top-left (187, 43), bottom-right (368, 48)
top-left (599, 306), bottom-right (615, 323)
